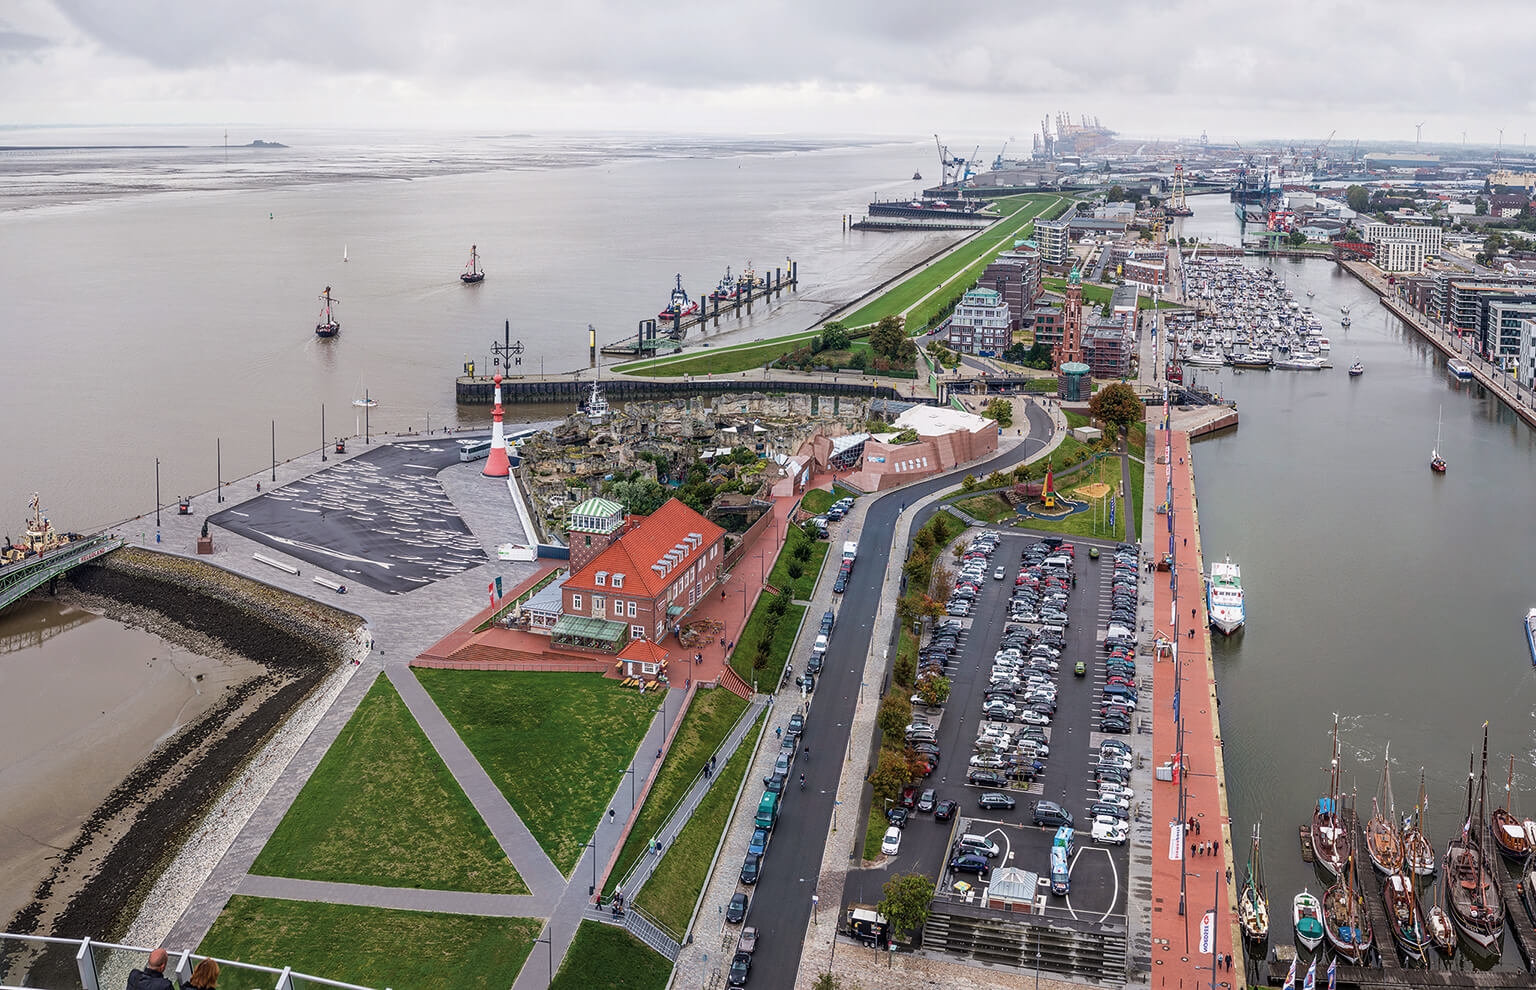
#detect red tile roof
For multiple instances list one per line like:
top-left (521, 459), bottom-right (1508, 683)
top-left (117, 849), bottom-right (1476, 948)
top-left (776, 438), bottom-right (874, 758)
top-left (617, 638), bottom-right (670, 663)
top-left (566, 498), bottom-right (726, 598)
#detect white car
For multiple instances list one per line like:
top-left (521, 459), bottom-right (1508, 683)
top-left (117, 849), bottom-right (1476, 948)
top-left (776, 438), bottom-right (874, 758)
top-left (994, 566), bottom-right (1007, 580)
top-left (1091, 815), bottom-right (1129, 845)
top-left (1099, 781), bottom-right (1135, 802)
top-left (1017, 709), bottom-right (1052, 726)
top-left (1095, 790), bottom-right (1131, 811)
top-left (1101, 696), bottom-right (1137, 714)
top-left (882, 826), bottom-right (902, 856)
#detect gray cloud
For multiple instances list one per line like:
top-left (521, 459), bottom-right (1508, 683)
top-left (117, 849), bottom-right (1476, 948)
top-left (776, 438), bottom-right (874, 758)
top-left (0, 29), bottom-right (52, 52)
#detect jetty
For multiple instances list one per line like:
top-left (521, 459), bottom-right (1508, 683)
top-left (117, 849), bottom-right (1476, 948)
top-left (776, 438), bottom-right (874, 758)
top-left (454, 370), bottom-right (929, 406)
top-left (0, 534), bottom-right (123, 613)
top-left (600, 263), bottom-right (798, 356)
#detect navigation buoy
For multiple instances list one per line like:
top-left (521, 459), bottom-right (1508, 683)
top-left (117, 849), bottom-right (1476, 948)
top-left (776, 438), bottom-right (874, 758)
top-left (483, 374), bottom-right (511, 478)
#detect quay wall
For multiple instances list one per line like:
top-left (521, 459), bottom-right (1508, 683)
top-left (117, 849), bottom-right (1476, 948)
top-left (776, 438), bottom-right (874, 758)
top-left (9, 549), bottom-right (360, 955)
top-left (455, 374), bottom-right (926, 405)
top-left (1341, 260), bottom-right (1536, 430)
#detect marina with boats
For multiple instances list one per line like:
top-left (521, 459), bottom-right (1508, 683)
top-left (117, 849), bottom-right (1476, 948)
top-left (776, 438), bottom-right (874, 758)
top-left (1167, 258), bottom-right (1344, 374)
top-left (599, 260), bottom-right (800, 356)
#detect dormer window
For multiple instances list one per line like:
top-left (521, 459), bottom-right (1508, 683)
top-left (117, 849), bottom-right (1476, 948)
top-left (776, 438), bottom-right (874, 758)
top-left (613, 574), bottom-right (624, 588)
top-left (595, 571), bottom-right (607, 586)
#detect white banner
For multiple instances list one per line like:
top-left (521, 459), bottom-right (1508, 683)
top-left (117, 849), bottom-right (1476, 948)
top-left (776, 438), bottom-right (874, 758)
top-left (1170, 822), bottom-right (1185, 860)
top-left (1198, 910), bottom-right (1215, 956)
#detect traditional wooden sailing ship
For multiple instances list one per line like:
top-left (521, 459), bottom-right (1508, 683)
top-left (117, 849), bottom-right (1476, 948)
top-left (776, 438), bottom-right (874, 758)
top-left (1442, 726), bottom-right (1504, 954)
top-left (1401, 769), bottom-right (1436, 878)
top-left (1239, 822), bottom-right (1270, 943)
top-left (1365, 746), bottom-right (1405, 874)
top-left (1490, 754), bottom-right (1534, 862)
top-left (1382, 871), bottom-right (1430, 963)
top-left (1310, 714), bottom-right (1351, 879)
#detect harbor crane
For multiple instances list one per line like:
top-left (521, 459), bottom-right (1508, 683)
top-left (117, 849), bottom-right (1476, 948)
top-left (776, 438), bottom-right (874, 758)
top-left (991, 141), bottom-right (1009, 170)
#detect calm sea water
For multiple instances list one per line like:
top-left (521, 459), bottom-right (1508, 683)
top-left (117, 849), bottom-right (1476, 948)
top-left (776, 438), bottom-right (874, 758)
top-left (1178, 194), bottom-right (1536, 963)
top-left (0, 131), bottom-right (948, 532)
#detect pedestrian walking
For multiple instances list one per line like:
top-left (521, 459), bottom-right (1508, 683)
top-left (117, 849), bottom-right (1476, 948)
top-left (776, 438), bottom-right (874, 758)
top-left (1226, 867), bottom-right (1232, 883)
top-left (1216, 953), bottom-right (1223, 970)
top-left (776, 726), bottom-right (782, 739)
top-left (608, 809), bottom-right (615, 823)
top-left (1191, 842), bottom-right (1197, 857)
top-left (1195, 819), bottom-right (1201, 835)
top-left (655, 747), bottom-right (662, 760)
top-left (1226, 956), bottom-right (1233, 972)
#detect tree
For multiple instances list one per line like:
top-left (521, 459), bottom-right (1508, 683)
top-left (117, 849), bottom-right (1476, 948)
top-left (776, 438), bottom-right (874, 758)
top-left (1106, 185), bottom-right (1126, 203)
top-left (801, 520), bottom-right (822, 542)
top-left (786, 559), bottom-right (804, 581)
top-left (870, 316), bottom-right (906, 359)
top-left (792, 539), bottom-right (812, 562)
top-left (868, 748), bottom-right (911, 803)
top-left (877, 692), bottom-right (912, 743)
top-left (811, 974), bottom-right (862, 990)
top-left (1345, 185), bottom-right (1370, 213)
top-left (1089, 381), bottom-right (1144, 437)
top-left (1475, 196), bottom-right (1489, 216)
top-left (960, 473), bottom-right (979, 492)
top-left (820, 322), bottom-right (852, 351)
top-left (914, 674), bottom-right (951, 706)
top-left (602, 477), bottom-right (667, 516)
top-left (1287, 230), bottom-right (1307, 247)
top-left (878, 873), bottom-right (935, 945)
top-left (982, 398), bottom-right (1014, 428)
top-left (892, 650), bottom-right (915, 689)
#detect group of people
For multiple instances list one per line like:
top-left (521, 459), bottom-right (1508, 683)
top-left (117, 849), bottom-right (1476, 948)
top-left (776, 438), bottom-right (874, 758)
top-left (127, 949), bottom-right (219, 990)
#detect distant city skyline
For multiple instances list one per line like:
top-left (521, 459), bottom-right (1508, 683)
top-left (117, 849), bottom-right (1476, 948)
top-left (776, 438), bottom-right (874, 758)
top-left (3, 0), bottom-right (1530, 149)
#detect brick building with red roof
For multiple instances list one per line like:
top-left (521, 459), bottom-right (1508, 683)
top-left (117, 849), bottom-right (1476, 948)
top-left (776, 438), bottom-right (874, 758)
top-left (552, 495), bottom-right (727, 653)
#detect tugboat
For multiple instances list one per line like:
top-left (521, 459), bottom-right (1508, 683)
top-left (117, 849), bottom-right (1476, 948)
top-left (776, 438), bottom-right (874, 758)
top-left (709, 266), bottom-right (737, 301)
top-left (315, 286), bottom-right (340, 337)
top-left (912, 170), bottom-right (922, 181)
top-left (1, 494), bottom-right (81, 566)
top-left (580, 377), bottom-right (610, 424)
top-left (658, 274), bottom-right (699, 322)
top-left (461, 245), bottom-right (485, 284)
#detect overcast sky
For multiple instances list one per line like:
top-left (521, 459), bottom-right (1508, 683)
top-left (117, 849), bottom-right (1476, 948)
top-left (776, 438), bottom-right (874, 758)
top-left (3, 0), bottom-right (1532, 148)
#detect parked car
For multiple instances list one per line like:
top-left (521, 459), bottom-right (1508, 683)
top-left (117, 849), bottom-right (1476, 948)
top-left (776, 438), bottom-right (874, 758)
top-left (886, 805), bottom-right (910, 828)
top-left (949, 853), bottom-right (991, 876)
top-left (748, 827), bottom-right (769, 857)
top-left (726, 892), bottom-right (749, 924)
top-left (740, 852), bottom-right (762, 885)
top-left (1092, 815), bottom-right (1129, 845)
top-left (934, 799), bottom-right (958, 822)
top-left (728, 951), bottom-right (752, 987)
top-left (978, 792), bottom-right (1017, 811)
top-left (787, 713), bottom-right (805, 739)
top-left (1032, 801), bottom-right (1074, 828)
top-left (881, 826), bottom-right (902, 856)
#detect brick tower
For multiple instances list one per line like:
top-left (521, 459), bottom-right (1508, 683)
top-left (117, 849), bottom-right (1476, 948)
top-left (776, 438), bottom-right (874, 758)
top-left (1053, 268), bottom-right (1085, 369)
top-left (567, 496), bottom-right (627, 573)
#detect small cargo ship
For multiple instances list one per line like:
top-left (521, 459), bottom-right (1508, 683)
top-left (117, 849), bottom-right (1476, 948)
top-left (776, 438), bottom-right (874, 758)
top-left (1207, 557), bottom-right (1245, 634)
top-left (658, 274), bottom-right (699, 322)
top-left (315, 286), bottom-right (340, 338)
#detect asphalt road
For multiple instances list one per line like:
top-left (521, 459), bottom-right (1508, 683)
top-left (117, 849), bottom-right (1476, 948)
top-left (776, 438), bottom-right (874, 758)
top-left (741, 401), bottom-right (1052, 989)
top-left (209, 439), bottom-right (489, 593)
top-left (843, 528), bottom-right (1131, 929)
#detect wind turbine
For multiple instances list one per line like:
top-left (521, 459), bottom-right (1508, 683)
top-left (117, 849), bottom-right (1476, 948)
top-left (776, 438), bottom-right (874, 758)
top-left (1497, 126), bottom-right (1505, 165)
top-left (1415, 122), bottom-right (1425, 147)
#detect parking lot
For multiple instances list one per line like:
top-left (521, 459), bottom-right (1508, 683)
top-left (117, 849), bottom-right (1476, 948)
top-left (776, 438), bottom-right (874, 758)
top-left (844, 528), bottom-right (1141, 927)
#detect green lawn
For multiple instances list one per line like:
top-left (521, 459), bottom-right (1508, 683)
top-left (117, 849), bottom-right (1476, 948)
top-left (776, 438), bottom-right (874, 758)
top-left (841, 195), bottom-right (1065, 329)
top-left (728, 600), bottom-right (807, 690)
top-left (956, 492), bottom-right (1015, 524)
top-left (1042, 276), bottom-right (1182, 310)
top-left (767, 528), bottom-right (830, 600)
top-left (550, 922), bottom-right (673, 990)
top-left (634, 712), bottom-right (763, 935)
top-left (415, 670), bottom-right (661, 875)
top-left (863, 801), bottom-right (890, 860)
top-left (250, 676), bottom-right (526, 893)
top-left (604, 689), bottom-right (748, 897)
top-left (799, 488), bottom-right (838, 517)
top-left (612, 333), bottom-right (822, 378)
top-left (199, 896), bottom-right (540, 990)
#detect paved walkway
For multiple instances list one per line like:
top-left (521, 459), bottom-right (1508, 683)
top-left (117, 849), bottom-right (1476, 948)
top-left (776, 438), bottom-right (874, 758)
top-left (1149, 427), bottom-right (1241, 989)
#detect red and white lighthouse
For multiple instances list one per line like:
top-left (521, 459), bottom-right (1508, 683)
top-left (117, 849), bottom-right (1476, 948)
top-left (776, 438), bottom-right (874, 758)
top-left (482, 374), bottom-right (511, 478)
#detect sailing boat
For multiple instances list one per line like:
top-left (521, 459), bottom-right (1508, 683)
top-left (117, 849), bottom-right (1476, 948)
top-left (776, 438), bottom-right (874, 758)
top-left (1431, 406), bottom-right (1447, 473)
top-left (315, 286), bottom-right (340, 338)
top-left (1240, 823), bottom-right (1271, 943)
top-left (1365, 746), bottom-right (1405, 874)
top-left (460, 245), bottom-right (485, 284)
top-left (1442, 727), bottom-right (1504, 953)
top-left (1310, 714), bottom-right (1351, 879)
top-left (1293, 889), bottom-right (1324, 950)
top-left (1323, 844), bottom-right (1374, 963)
top-left (1426, 868), bottom-right (1456, 956)
top-left (343, 244), bottom-right (348, 263)
top-left (1490, 754), bottom-right (1534, 861)
top-left (1383, 870), bottom-right (1431, 963)
top-left (1401, 769), bottom-right (1437, 877)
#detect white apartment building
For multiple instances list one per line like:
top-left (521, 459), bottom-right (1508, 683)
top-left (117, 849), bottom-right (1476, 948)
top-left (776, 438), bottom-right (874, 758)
top-left (1373, 238), bottom-right (1428, 273)
top-left (1363, 222), bottom-right (1444, 257)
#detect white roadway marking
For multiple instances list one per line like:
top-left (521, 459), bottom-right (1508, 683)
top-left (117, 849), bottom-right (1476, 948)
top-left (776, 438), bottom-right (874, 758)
top-left (1062, 846), bottom-right (1120, 924)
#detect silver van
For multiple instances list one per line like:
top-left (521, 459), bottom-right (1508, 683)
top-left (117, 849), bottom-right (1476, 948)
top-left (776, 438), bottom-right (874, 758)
top-left (956, 833), bottom-right (1000, 858)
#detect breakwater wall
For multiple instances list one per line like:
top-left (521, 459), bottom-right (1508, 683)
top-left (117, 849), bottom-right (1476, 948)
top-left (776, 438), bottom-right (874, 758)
top-left (9, 549), bottom-right (361, 954)
top-left (455, 375), bottom-right (928, 405)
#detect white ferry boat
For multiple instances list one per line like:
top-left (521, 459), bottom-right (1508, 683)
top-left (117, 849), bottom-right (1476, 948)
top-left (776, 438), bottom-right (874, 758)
top-left (1207, 557), bottom-right (1245, 634)
top-left (1447, 358), bottom-right (1474, 380)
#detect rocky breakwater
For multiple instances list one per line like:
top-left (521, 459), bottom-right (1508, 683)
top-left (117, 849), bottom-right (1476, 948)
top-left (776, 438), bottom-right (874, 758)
top-left (7, 547), bottom-right (362, 945)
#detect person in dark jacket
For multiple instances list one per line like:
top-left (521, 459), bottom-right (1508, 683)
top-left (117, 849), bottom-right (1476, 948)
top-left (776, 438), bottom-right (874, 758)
top-left (182, 958), bottom-right (219, 989)
top-left (126, 948), bottom-right (173, 990)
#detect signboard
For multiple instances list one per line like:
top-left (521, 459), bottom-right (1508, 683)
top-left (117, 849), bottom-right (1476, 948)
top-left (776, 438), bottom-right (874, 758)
top-left (1198, 910), bottom-right (1215, 955)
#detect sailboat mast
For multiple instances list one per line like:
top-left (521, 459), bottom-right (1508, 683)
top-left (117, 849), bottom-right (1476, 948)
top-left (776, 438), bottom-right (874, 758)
top-left (1505, 755), bottom-right (1515, 815)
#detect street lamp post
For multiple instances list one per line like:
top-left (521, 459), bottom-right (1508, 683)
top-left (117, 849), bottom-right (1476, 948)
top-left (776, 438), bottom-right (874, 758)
top-left (623, 765), bottom-right (636, 808)
top-left (154, 457), bottom-right (161, 528)
top-left (587, 840), bottom-right (597, 896)
top-left (271, 419), bottom-right (277, 481)
top-left (534, 926), bottom-right (553, 988)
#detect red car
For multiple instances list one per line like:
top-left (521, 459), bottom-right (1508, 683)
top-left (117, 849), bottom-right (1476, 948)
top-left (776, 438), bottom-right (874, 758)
top-left (900, 785), bottom-right (920, 808)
